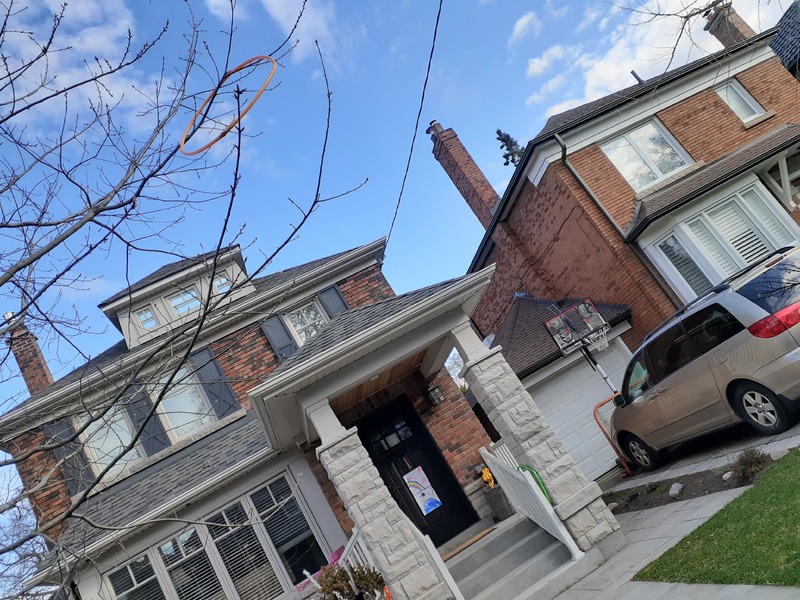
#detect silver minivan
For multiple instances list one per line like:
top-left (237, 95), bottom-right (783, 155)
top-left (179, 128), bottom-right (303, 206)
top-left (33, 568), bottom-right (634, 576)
top-left (612, 247), bottom-right (800, 470)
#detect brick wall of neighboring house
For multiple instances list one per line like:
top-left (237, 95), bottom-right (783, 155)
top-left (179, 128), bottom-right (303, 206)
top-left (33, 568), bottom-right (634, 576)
top-left (471, 163), bottom-right (676, 351)
top-left (570, 57), bottom-right (800, 230)
top-left (335, 368), bottom-right (492, 521)
top-left (8, 430), bottom-right (71, 539)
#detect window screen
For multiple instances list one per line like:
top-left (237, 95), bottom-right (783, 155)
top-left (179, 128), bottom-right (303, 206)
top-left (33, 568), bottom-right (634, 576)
top-left (683, 304), bottom-right (745, 355)
top-left (646, 324), bottom-right (699, 380)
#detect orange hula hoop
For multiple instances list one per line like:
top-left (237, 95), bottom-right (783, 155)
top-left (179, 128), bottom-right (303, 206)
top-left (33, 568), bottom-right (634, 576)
top-left (180, 55), bottom-right (277, 156)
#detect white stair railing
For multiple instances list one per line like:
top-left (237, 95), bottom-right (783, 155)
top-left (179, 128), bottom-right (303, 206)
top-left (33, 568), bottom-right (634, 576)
top-left (340, 527), bottom-right (373, 569)
top-left (479, 446), bottom-right (583, 560)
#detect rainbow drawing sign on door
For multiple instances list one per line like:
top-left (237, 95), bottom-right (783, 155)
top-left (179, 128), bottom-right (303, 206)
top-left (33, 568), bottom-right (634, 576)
top-left (403, 466), bottom-right (442, 515)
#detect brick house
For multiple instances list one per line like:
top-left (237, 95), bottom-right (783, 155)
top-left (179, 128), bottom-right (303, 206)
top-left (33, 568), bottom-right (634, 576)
top-left (2, 239), bottom-right (621, 600)
top-left (429, 5), bottom-right (800, 478)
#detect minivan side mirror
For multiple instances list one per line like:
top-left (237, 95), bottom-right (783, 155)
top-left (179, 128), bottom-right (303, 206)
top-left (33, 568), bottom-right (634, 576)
top-left (613, 394), bottom-right (627, 408)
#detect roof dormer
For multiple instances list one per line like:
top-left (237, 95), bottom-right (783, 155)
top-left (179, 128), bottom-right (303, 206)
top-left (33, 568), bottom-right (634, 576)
top-left (98, 247), bottom-right (256, 349)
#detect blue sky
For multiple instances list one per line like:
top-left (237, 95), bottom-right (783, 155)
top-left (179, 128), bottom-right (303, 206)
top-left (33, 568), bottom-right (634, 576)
top-left (2, 0), bottom-right (788, 399)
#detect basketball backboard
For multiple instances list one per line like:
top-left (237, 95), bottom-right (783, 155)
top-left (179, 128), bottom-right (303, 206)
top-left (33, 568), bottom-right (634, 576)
top-left (544, 298), bottom-right (609, 356)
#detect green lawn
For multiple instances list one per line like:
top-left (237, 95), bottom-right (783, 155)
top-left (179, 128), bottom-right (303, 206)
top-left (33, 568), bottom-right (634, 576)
top-left (634, 449), bottom-right (800, 586)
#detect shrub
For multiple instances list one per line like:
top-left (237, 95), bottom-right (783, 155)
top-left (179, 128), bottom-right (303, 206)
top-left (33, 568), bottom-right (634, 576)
top-left (735, 447), bottom-right (770, 482)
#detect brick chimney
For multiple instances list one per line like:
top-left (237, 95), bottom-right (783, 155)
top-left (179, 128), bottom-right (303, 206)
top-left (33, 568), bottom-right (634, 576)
top-left (703, 1), bottom-right (756, 48)
top-left (426, 121), bottom-right (499, 229)
top-left (5, 313), bottom-right (54, 396)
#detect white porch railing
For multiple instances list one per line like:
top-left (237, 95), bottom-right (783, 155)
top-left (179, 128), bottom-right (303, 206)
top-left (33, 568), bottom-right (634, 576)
top-left (479, 446), bottom-right (583, 560)
top-left (340, 527), bottom-right (373, 569)
top-left (395, 511), bottom-right (466, 600)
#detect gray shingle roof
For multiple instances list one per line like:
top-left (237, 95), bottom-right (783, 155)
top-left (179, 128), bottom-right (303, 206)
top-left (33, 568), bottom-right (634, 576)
top-left (770, 2), bottom-right (800, 76)
top-left (491, 295), bottom-right (630, 379)
top-left (268, 278), bottom-right (462, 376)
top-left (531, 28), bottom-right (777, 146)
top-left (55, 415), bottom-right (267, 557)
top-left (626, 122), bottom-right (800, 241)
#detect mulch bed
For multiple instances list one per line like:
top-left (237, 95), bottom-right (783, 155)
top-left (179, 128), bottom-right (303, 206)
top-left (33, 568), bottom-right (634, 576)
top-left (602, 458), bottom-right (773, 514)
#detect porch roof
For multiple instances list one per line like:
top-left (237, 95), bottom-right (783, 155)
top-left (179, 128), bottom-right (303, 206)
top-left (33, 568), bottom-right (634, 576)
top-left (625, 122), bottom-right (800, 241)
top-left (249, 266), bottom-right (495, 445)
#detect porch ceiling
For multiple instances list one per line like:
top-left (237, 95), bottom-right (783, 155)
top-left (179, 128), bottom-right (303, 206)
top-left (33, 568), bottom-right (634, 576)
top-left (329, 350), bottom-right (426, 415)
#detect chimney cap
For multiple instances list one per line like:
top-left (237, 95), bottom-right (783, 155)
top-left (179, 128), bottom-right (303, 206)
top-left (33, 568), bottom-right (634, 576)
top-left (426, 120), bottom-right (445, 138)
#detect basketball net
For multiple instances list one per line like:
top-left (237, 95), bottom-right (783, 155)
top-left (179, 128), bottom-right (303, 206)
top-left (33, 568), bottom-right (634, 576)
top-left (587, 327), bottom-right (609, 352)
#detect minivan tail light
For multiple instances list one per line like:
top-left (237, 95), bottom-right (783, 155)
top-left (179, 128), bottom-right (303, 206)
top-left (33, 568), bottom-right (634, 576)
top-left (747, 302), bottom-right (800, 338)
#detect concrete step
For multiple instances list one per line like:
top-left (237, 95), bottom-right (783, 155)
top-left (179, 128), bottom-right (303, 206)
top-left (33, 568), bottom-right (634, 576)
top-left (469, 540), bottom-right (573, 600)
top-left (445, 516), bottom-right (537, 581)
top-left (452, 527), bottom-right (563, 599)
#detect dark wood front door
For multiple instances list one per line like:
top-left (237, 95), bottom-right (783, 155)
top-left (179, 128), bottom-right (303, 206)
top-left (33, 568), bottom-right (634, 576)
top-left (356, 396), bottom-right (478, 546)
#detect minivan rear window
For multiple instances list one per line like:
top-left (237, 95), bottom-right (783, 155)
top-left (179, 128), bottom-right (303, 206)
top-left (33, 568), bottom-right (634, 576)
top-left (738, 255), bottom-right (800, 313)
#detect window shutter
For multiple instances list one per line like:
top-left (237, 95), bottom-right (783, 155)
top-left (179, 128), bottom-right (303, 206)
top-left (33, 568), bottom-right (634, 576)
top-left (261, 316), bottom-right (298, 361)
top-left (122, 383), bottom-right (170, 457)
top-left (41, 419), bottom-right (92, 496)
top-left (707, 201), bottom-right (771, 265)
top-left (318, 285), bottom-right (349, 318)
top-left (688, 220), bottom-right (738, 276)
top-left (658, 235), bottom-right (713, 296)
top-left (188, 347), bottom-right (239, 419)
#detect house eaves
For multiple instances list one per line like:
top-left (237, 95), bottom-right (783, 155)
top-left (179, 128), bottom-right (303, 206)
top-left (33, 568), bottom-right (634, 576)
top-left (468, 28), bottom-right (779, 274)
top-left (0, 239), bottom-right (387, 441)
top-left (249, 265), bottom-right (496, 403)
top-left (625, 122), bottom-right (800, 241)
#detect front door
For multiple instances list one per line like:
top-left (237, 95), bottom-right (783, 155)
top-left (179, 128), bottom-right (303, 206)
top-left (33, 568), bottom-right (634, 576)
top-left (356, 396), bottom-right (478, 546)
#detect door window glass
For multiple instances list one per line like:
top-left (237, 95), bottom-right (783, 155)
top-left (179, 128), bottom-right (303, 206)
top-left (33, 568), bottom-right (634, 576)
top-left (683, 304), bottom-right (745, 355)
top-left (623, 352), bottom-right (651, 401)
top-left (646, 324), bottom-right (699, 380)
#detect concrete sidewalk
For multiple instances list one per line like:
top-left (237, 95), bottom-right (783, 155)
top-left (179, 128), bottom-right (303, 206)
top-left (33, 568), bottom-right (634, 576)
top-left (555, 488), bottom-right (798, 599)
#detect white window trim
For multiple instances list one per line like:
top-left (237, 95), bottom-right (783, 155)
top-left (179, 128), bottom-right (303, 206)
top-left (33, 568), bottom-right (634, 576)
top-left (642, 177), bottom-right (800, 302)
top-left (213, 272), bottom-right (233, 294)
top-left (601, 119), bottom-right (693, 193)
top-left (167, 287), bottom-right (202, 317)
top-left (282, 298), bottom-right (329, 347)
top-left (135, 305), bottom-right (159, 330)
top-left (104, 470), bottom-right (328, 600)
top-left (78, 407), bottom-right (143, 479)
top-left (714, 79), bottom-right (764, 123)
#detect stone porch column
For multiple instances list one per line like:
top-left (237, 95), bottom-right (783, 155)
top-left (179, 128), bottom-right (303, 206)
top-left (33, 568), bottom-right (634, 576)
top-left (449, 322), bottom-right (620, 551)
top-left (308, 400), bottom-right (449, 600)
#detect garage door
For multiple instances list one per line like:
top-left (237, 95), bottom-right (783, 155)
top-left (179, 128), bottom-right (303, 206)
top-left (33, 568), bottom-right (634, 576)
top-left (525, 341), bottom-right (629, 481)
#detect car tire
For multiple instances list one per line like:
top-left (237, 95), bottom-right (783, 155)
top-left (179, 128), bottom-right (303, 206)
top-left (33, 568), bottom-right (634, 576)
top-left (734, 382), bottom-right (791, 435)
top-left (621, 434), bottom-right (659, 471)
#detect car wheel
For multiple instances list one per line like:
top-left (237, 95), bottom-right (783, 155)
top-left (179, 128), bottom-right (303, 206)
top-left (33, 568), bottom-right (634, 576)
top-left (621, 434), bottom-right (659, 471)
top-left (734, 382), bottom-right (791, 435)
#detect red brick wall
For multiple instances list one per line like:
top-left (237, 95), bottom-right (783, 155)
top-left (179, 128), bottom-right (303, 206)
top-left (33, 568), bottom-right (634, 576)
top-left (8, 327), bottom-right (54, 397)
top-left (302, 443), bottom-right (356, 536)
top-left (337, 264), bottom-right (395, 308)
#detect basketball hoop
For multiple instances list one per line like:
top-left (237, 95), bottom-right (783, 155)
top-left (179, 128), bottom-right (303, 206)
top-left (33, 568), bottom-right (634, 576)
top-left (588, 327), bottom-right (610, 352)
top-left (543, 298), bottom-right (609, 357)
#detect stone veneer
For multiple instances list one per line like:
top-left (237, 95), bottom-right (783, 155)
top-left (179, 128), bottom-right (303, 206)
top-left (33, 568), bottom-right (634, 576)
top-left (317, 428), bottom-right (450, 600)
top-left (463, 348), bottom-right (619, 550)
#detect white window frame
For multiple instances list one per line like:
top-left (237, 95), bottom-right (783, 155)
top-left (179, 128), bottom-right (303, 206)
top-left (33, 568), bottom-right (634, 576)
top-left (283, 299), bottom-right (328, 347)
top-left (642, 178), bottom-right (800, 302)
top-left (715, 79), bottom-right (765, 123)
top-left (168, 288), bottom-right (202, 317)
top-left (136, 305), bottom-right (159, 330)
top-left (78, 406), bottom-right (143, 479)
top-left (151, 367), bottom-right (216, 443)
top-left (213, 272), bottom-right (232, 294)
top-left (600, 119), bottom-right (692, 192)
top-left (104, 471), bottom-right (328, 600)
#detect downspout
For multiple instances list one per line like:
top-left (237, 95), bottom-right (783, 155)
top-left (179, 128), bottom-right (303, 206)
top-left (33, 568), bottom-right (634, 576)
top-left (553, 134), bottom-right (681, 309)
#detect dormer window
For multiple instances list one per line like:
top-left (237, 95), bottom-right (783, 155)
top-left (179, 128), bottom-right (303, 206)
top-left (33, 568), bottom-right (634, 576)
top-left (169, 289), bottom-right (201, 316)
top-left (715, 80), bottom-right (764, 123)
top-left (213, 273), bottom-right (232, 293)
top-left (285, 300), bottom-right (327, 344)
top-left (137, 307), bottom-right (159, 330)
top-left (601, 120), bottom-right (691, 192)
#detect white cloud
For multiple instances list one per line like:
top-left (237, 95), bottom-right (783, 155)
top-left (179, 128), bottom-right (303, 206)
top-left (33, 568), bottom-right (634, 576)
top-left (525, 73), bottom-right (567, 105)
top-left (576, 6), bottom-right (601, 33)
top-left (544, 0), bottom-right (569, 19)
top-left (508, 12), bottom-right (542, 47)
top-left (259, 0), bottom-right (336, 63)
top-left (526, 44), bottom-right (570, 77)
top-left (205, 0), bottom-right (238, 20)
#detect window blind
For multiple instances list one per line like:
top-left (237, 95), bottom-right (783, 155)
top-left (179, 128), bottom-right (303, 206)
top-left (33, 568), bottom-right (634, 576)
top-left (707, 201), bottom-right (771, 265)
top-left (659, 235), bottom-right (713, 296)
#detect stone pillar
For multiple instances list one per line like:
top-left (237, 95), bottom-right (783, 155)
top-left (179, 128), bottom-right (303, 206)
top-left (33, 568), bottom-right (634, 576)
top-left (450, 322), bottom-right (619, 551)
top-left (310, 402), bottom-right (449, 600)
